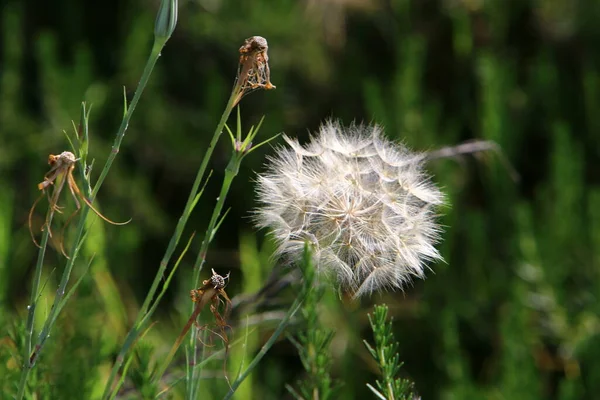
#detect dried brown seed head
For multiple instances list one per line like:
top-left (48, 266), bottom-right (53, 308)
top-left (30, 150), bottom-right (129, 256)
top-left (48, 151), bottom-right (77, 168)
top-left (209, 268), bottom-right (230, 290)
top-left (233, 36), bottom-right (276, 106)
top-left (239, 36), bottom-right (269, 56)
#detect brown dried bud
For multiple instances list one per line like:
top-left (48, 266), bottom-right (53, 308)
top-left (233, 36), bottom-right (276, 106)
top-left (38, 152), bottom-right (78, 190)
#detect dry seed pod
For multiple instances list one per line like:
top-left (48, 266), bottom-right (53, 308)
top-left (29, 151), bottom-right (129, 257)
top-left (233, 36), bottom-right (276, 106)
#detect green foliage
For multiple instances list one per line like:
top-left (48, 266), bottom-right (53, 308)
top-left (129, 341), bottom-right (159, 400)
top-left (286, 247), bottom-right (340, 400)
top-left (364, 305), bottom-right (417, 400)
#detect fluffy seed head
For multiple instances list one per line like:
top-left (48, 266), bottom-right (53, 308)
top-left (254, 121), bottom-right (445, 297)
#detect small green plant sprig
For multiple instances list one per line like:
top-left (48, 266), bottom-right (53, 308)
top-left (286, 250), bottom-right (340, 400)
top-left (364, 304), bottom-right (418, 400)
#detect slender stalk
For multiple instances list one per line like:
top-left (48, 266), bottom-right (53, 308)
top-left (222, 245), bottom-right (314, 399)
top-left (33, 39), bottom-right (165, 362)
top-left (223, 290), bottom-right (307, 400)
top-left (154, 287), bottom-right (217, 382)
top-left (16, 212), bottom-right (54, 400)
top-left (186, 154), bottom-right (241, 397)
top-left (17, 38), bottom-right (167, 400)
top-left (192, 155), bottom-right (241, 283)
top-left (186, 115), bottom-right (273, 396)
top-left (29, 207), bottom-right (88, 365)
top-left (91, 39), bottom-right (164, 199)
top-left (101, 79), bottom-right (238, 400)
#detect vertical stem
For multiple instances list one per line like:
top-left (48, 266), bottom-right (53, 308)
top-left (222, 291), bottom-right (307, 400)
top-left (32, 40), bottom-right (164, 364)
top-left (16, 212), bottom-right (54, 400)
top-left (29, 205), bottom-right (90, 366)
top-left (192, 156), bottom-right (241, 282)
top-left (102, 76), bottom-right (238, 400)
top-left (154, 287), bottom-right (217, 382)
top-left (17, 38), bottom-right (166, 400)
top-left (91, 40), bottom-right (164, 199)
top-left (140, 91), bottom-right (237, 322)
top-left (186, 155), bottom-right (240, 396)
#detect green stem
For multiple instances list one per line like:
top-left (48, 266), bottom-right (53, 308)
top-left (186, 154), bottom-right (241, 397)
top-left (29, 206), bottom-right (90, 363)
top-left (102, 74), bottom-right (238, 400)
top-left (34, 39), bottom-right (163, 363)
top-left (154, 287), bottom-right (217, 383)
top-left (223, 289), bottom-right (308, 400)
top-left (193, 155), bottom-right (241, 282)
top-left (16, 212), bottom-right (54, 400)
top-left (91, 39), bottom-right (164, 199)
top-left (17, 38), bottom-right (166, 400)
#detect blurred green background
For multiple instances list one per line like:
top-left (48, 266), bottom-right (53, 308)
top-left (1, 0), bottom-right (600, 398)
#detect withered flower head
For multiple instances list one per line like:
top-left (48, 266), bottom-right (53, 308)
top-left (190, 268), bottom-right (231, 303)
top-left (29, 150), bottom-right (129, 257)
top-left (233, 36), bottom-right (276, 106)
top-left (157, 268), bottom-right (232, 381)
top-left (38, 151), bottom-right (77, 190)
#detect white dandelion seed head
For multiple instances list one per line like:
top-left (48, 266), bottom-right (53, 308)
top-left (254, 120), bottom-right (445, 297)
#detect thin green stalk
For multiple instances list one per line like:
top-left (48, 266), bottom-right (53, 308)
top-left (154, 287), bottom-right (217, 382)
top-left (223, 290), bottom-right (307, 400)
top-left (101, 80), bottom-right (238, 400)
top-left (29, 209), bottom-right (88, 361)
top-left (91, 39), bottom-right (163, 199)
top-left (17, 102), bottom-right (91, 398)
top-left (16, 212), bottom-right (54, 400)
top-left (186, 112), bottom-right (273, 397)
top-left (189, 328), bottom-right (209, 400)
top-left (32, 38), bottom-right (164, 363)
top-left (107, 232), bottom-right (192, 400)
top-left (17, 37), bottom-right (167, 400)
top-left (192, 155), bottom-right (241, 281)
top-left (222, 245), bottom-right (314, 400)
top-left (186, 154), bottom-right (241, 397)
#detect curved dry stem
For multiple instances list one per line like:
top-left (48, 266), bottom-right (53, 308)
top-left (48, 173), bottom-right (68, 214)
top-left (37, 165), bottom-right (61, 191)
top-left (58, 207), bottom-right (81, 259)
top-left (28, 193), bottom-right (45, 249)
top-left (153, 287), bottom-right (218, 383)
top-left (68, 173), bottom-right (131, 225)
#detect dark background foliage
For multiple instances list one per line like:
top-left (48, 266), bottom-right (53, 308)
top-left (1, 0), bottom-right (599, 399)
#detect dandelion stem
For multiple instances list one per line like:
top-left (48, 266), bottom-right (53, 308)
top-left (223, 281), bottom-right (308, 400)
